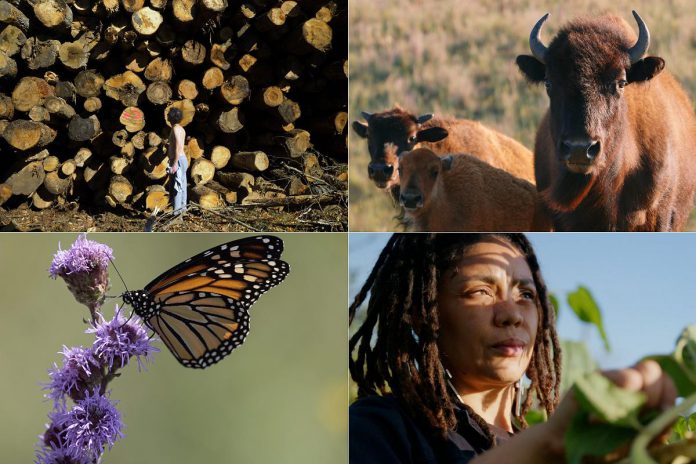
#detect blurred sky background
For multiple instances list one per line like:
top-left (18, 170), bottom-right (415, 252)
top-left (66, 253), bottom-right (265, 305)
top-left (0, 233), bottom-right (347, 464)
top-left (350, 233), bottom-right (696, 370)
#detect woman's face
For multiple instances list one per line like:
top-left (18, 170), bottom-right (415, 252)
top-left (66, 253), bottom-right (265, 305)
top-left (437, 237), bottom-right (539, 390)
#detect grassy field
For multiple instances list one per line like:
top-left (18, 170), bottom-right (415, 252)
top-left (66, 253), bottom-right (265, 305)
top-left (348, 0), bottom-right (696, 231)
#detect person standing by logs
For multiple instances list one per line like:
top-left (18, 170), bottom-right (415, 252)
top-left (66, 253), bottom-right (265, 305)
top-left (166, 108), bottom-right (188, 214)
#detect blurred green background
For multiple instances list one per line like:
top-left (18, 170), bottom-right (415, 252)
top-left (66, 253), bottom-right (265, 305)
top-left (348, 0), bottom-right (696, 231)
top-left (0, 233), bottom-right (347, 464)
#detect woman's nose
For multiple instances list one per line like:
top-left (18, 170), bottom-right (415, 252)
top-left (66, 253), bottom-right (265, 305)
top-left (493, 299), bottom-right (524, 327)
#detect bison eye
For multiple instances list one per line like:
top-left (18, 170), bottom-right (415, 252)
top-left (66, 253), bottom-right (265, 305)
top-left (430, 168), bottom-right (438, 179)
top-left (407, 135), bottom-right (417, 144)
top-left (617, 79), bottom-right (627, 89)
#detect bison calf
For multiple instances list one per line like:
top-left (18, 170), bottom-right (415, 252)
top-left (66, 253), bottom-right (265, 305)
top-left (397, 147), bottom-right (551, 231)
top-left (352, 106), bottom-right (535, 190)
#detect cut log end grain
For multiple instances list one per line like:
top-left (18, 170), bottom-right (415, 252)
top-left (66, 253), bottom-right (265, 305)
top-left (43, 96), bottom-right (75, 118)
top-left (109, 175), bottom-right (133, 203)
top-left (210, 42), bottom-right (231, 70)
top-left (231, 150), bottom-right (268, 172)
top-left (3, 119), bottom-right (56, 150)
top-left (190, 184), bottom-right (224, 210)
top-left (83, 96), bottom-right (102, 112)
top-left (219, 76), bottom-right (249, 105)
top-left (75, 70), bottom-right (105, 98)
top-left (181, 40), bottom-right (206, 65)
top-left (0, 93), bottom-right (13, 119)
top-left (191, 158), bottom-right (215, 185)
top-left (144, 57), bottom-right (172, 82)
top-left (0, 26), bottom-right (24, 58)
top-left (32, 186), bottom-right (56, 209)
top-left (201, 0), bottom-right (227, 12)
top-left (43, 155), bottom-right (60, 172)
top-left (145, 185), bottom-right (169, 211)
top-left (216, 107), bottom-right (243, 133)
top-left (12, 76), bottom-right (55, 112)
top-left (296, 18), bottom-right (332, 53)
top-left (172, 0), bottom-right (195, 22)
top-left (202, 67), bottom-right (224, 90)
top-left (177, 79), bottom-right (198, 100)
top-left (119, 106), bottom-right (146, 132)
top-left (33, 0), bottom-right (73, 29)
top-left (210, 145), bottom-right (231, 169)
top-left (146, 81), bottom-right (172, 105)
top-left (216, 171), bottom-right (254, 194)
top-left (131, 7), bottom-right (163, 36)
top-left (29, 105), bottom-right (50, 122)
top-left (59, 41), bottom-right (90, 69)
top-left (44, 170), bottom-right (72, 195)
top-left (184, 136), bottom-right (204, 159)
top-left (104, 71), bottom-right (146, 107)
top-left (68, 114), bottom-right (101, 142)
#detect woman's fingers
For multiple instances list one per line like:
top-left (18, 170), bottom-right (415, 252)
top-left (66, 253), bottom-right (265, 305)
top-left (602, 360), bottom-right (676, 411)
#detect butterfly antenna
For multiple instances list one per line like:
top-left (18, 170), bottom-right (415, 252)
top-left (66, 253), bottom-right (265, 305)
top-left (109, 257), bottom-right (135, 327)
top-left (109, 257), bottom-right (129, 294)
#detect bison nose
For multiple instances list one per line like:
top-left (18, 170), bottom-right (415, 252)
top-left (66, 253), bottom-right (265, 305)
top-left (367, 162), bottom-right (394, 181)
top-left (561, 139), bottom-right (601, 165)
top-left (400, 191), bottom-right (423, 209)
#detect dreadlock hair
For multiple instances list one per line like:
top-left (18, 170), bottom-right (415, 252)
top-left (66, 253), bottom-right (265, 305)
top-left (349, 233), bottom-right (562, 445)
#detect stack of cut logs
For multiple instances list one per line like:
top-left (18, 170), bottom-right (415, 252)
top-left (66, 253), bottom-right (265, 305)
top-left (0, 0), bottom-right (347, 211)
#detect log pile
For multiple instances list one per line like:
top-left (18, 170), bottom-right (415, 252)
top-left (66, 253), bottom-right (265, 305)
top-left (0, 0), bottom-right (347, 212)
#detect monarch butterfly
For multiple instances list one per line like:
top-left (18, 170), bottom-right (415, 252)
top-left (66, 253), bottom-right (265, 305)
top-left (122, 236), bottom-right (289, 369)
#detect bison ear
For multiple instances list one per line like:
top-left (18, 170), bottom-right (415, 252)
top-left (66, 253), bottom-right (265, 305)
top-left (627, 56), bottom-right (665, 83)
top-left (441, 155), bottom-right (454, 171)
top-left (352, 120), bottom-right (368, 138)
top-left (417, 127), bottom-right (448, 143)
top-left (516, 55), bottom-right (546, 83)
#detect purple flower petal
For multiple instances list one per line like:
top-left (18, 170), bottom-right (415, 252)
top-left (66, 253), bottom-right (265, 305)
top-left (62, 390), bottom-right (124, 458)
top-left (44, 346), bottom-right (102, 407)
top-left (87, 306), bottom-right (158, 371)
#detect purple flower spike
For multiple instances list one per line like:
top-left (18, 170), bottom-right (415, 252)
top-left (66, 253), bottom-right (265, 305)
top-left (35, 444), bottom-right (91, 464)
top-left (45, 346), bottom-right (102, 407)
top-left (63, 390), bottom-right (124, 458)
top-left (49, 234), bottom-right (113, 313)
top-left (87, 307), bottom-right (158, 371)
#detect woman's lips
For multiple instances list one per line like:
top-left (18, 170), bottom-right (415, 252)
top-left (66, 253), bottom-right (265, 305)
top-left (490, 339), bottom-right (526, 357)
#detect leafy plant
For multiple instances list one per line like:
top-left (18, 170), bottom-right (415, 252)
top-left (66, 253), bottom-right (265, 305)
top-left (565, 326), bottom-right (696, 464)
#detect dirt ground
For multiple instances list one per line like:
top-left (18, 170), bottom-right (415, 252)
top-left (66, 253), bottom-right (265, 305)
top-left (0, 200), bottom-right (347, 232)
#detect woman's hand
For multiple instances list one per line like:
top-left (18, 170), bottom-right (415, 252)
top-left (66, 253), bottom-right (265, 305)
top-left (543, 359), bottom-right (678, 458)
top-left (170, 164), bottom-right (177, 174)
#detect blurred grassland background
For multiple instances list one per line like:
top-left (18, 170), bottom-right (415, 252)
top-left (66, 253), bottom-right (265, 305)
top-left (0, 233), bottom-right (347, 464)
top-left (349, 0), bottom-right (696, 231)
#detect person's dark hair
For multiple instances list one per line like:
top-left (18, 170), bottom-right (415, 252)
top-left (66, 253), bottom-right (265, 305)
top-left (349, 233), bottom-right (561, 444)
top-left (167, 107), bottom-right (183, 124)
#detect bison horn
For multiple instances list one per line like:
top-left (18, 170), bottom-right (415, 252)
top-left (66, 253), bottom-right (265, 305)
top-left (361, 111), bottom-right (373, 121)
top-left (416, 114), bottom-right (433, 124)
top-left (628, 10), bottom-right (650, 64)
top-left (529, 13), bottom-right (550, 64)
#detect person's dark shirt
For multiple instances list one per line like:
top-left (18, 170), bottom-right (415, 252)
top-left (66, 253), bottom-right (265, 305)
top-left (350, 395), bottom-right (513, 464)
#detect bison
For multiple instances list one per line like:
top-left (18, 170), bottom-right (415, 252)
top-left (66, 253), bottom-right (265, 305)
top-left (351, 106), bottom-right (535, 191)
top-left (397, 145), bottom-right (551, 231)
top-left (517, 11), bottom-right (696, 231)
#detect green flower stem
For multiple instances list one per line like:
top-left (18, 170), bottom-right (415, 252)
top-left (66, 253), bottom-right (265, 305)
top-left (629, 391), bottom-right (696, 464)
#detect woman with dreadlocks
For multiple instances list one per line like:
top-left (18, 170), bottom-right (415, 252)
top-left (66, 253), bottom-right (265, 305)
top-left (349, 233), bottom-right (676, 463)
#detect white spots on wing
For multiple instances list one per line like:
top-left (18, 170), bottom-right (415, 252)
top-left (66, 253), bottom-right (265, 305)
top-left (243, 275), bottom-right (257, 282)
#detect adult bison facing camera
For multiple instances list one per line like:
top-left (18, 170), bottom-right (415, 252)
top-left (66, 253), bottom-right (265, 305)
top-left (517, 11), bottom-right (696, 231)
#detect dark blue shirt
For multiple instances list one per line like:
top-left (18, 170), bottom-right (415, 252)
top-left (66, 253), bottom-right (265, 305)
top-left (350, 395), bottom-right (513, 464)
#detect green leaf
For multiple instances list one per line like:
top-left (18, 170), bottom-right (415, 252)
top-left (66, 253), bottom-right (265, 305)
top-left (567, 286), bottom-right (610, 351)
top-left (574, 371), bottom-right (646, 429)
top-left (523, 409), bottom-right (546, 426)
top-left (560, 340), bottom-right (598, 396)
top-left (565, 412), bottom-right (636, 464)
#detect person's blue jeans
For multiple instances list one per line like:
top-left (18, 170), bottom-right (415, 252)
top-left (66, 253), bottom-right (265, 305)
top-left (173, 156), bottom-right (188, 213)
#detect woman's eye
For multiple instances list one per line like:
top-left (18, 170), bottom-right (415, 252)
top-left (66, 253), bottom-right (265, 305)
top-left (519, 289), bottom-right (536, 300)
